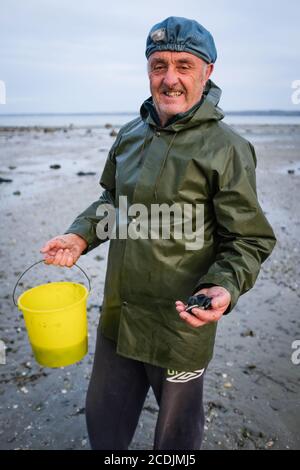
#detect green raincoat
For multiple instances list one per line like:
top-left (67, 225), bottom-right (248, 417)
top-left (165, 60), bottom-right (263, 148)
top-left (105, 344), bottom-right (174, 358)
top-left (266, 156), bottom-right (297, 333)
top-left (65, 80), bottom-right (276, 370)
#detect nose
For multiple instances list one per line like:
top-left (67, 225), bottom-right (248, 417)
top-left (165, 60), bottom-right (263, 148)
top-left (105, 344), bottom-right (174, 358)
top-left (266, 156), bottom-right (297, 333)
top-left (162, 66), bottom-right (179, 89)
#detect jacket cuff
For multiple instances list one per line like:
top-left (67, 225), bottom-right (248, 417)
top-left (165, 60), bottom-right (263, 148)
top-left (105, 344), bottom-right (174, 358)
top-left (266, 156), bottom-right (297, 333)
top-left (193, 274), bottom-right (240, 314)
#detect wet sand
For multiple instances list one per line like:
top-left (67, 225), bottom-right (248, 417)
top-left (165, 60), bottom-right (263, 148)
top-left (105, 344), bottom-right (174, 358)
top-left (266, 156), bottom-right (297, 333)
top-left (0, 123), bottom-right (299, 450)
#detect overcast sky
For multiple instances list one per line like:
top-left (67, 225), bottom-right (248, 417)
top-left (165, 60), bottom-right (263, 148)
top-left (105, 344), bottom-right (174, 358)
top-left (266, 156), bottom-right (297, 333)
top-left (0, 0), bottom-right (299, 113)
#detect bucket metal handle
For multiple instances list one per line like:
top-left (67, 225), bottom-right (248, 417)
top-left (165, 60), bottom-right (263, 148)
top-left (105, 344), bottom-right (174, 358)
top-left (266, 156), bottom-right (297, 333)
top-left (13, 260), bottom-right (91, 307)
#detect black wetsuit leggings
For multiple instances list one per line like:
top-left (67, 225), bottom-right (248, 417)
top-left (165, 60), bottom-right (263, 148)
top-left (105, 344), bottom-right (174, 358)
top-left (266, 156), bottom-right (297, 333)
top-left (85, 329), bottom-right (205, 450)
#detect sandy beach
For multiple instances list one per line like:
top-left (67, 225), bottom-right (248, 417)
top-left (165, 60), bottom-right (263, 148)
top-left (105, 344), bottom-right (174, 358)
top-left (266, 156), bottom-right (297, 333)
top-left (0, 122), bottom-right (299, 450)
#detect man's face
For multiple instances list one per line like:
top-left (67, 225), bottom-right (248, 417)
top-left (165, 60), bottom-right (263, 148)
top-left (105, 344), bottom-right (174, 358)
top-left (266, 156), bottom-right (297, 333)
top-left (148, 51), bottom-right (213, 126)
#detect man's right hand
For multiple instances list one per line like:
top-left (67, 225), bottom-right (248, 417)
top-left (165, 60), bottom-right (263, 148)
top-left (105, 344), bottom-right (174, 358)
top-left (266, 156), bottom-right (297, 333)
top-left (40, 234), bottom-right (88, 267)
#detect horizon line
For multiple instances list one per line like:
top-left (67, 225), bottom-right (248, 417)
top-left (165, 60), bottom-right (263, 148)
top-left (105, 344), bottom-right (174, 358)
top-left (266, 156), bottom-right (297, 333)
top-left (0, 110), bottom-right (300, 117)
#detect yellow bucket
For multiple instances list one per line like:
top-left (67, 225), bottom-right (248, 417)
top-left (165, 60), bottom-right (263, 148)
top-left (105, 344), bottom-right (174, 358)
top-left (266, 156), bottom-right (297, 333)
top-left (13, 261), bottom-right (91, 368)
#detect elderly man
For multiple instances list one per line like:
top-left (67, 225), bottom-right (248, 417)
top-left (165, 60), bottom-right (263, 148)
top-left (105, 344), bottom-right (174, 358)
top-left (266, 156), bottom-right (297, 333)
top-left (41, 17), bottom-right (276, 450)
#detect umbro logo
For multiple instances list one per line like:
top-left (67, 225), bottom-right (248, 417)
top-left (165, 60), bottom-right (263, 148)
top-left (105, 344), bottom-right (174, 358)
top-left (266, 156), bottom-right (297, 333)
top-left (166, 368), bottom-right (205, 383)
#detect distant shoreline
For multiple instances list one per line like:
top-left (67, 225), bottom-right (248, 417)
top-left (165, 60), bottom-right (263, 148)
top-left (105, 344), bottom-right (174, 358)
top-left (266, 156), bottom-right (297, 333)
top-left (0, 110), bottom-right (300, 117)
top-left (1, 125), bottom-right (300, 132)
top-left (1, 111), bottom-right (300, 128)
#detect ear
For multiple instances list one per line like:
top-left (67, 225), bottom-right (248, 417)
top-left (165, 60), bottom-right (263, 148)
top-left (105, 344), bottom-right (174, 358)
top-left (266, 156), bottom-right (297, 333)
top-left (205, 63), bottom-right (214, 81)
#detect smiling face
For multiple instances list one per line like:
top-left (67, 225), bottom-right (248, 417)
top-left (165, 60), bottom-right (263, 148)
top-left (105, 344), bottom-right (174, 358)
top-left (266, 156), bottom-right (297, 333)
top-left (148, 51), bottom-right (214, 127)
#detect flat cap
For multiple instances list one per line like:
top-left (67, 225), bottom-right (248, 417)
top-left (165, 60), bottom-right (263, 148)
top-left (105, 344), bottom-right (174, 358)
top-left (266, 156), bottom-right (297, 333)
top-left (145, 16), bottom-right (217, 64)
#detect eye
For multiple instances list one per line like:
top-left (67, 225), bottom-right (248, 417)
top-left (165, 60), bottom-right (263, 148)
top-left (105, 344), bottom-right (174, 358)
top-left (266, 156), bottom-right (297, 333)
top-left (153, 65), bottom-right (165, 72)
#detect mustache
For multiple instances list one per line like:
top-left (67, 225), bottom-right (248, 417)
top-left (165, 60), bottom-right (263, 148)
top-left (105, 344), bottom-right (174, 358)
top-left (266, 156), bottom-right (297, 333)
top-left (160, 87), bottom-right (185, 93)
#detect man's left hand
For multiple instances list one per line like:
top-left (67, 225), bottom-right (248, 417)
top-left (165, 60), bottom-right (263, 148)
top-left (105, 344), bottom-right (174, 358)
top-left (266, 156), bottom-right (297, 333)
top-left (175, 286), bottom-right (231, 328)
